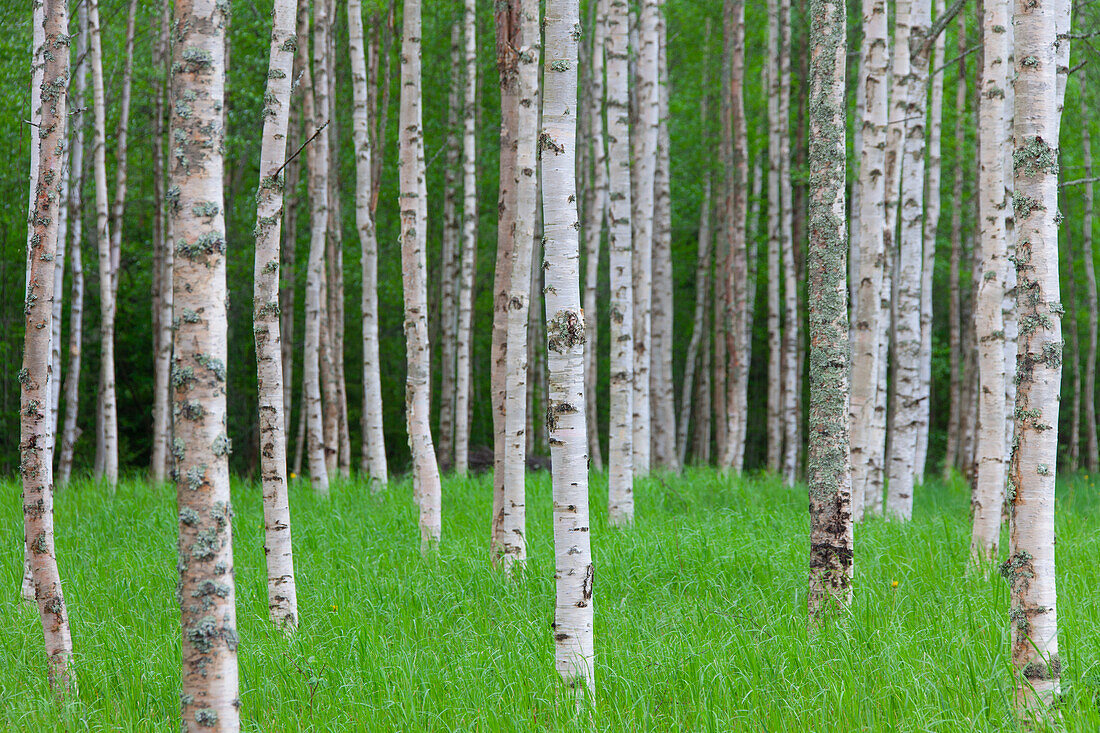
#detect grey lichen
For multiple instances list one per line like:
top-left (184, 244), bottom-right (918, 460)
top-left (1013, 136), bottom-right (1058, 177)
top-left (546, 309), bottom-right (586, 353)
top-left (194, 709), bottom-right (219, 728)
top-left (212, 433), bottom-right (232, 457)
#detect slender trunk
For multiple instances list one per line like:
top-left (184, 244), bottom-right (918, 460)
top-left (304, 0), bottom-right (331, 493)
top-left (807, 0), bottom-right (853, 616)
top-left (491, 0), bottom-right (521, 548)
top-left (371, 4), bottom-right (394, 210)
top-left (943, 9), bottom-right (967, 478)
top-left (915, 0), bottom-right (946, 482)
top-left (253, 0), bottom-right (300, 632)
top-left (1002, 6), bottom-right (1018, 468)
top-left (766, 0), bottom-right (783, 473)
top-left (87, 0), bottom-right (117, 487)
top-left (1080, 64), bottom-right (1099, 472)
top-left (631, 0), bottom-right (658, 476)
top-left (543, 0), bottom-right (594, 696)
top-left (1064, 224), bottom-right (1080, 471)
top-left (606, 0), bottom-right (635, 526)
top-left (780, 0), bottom-right (799, 485)
top-left (23, 0), bottom-right (74, 691)
top-left (170, 0), bottom-right (241, 726)
top-left (1005, 0), bottom-right (1062, 706)
top-left (291, 0), bottom-right (313, 482)
top-left (694, 291), bottom-right (713, 464)
top-left (282, 52), bottom-right (304, 445)
top-left (582, 0), bottom-right (607, 472)
top-left (438, 24), bottom-right (462, 472)
top-left (885, 0), bottom-right (931, 520)
top-left (321, 29), bottom-right (341, 480)
top-left (850, 0), bottom-right (888, 520)
top-left (493, 0), bottom-right (540, 570)
top-left (677, 33), bottom-right (712, 468)
top-left (400, 0), bottom-right (442, 548)
top-left (151, 0), bottom-right (173, 483)
top-left (108, 0), bottom-right (137, 297)
top-left (454, 0), bottom-right (478, 475)
top-left (721, 0), bottom-right (749, 473)
top-left (972, 0), bottom-right (1009, 560)
top-left (349, 0), bottom-right (388, 487)
top-left (328, 22), bottom-right (351, 481)
top-left (737, 158), bottom-right (763, 471)
top-left (58, 3), bottom-right (88, 486)
top-left (651, 5), bottom-right (677, 471)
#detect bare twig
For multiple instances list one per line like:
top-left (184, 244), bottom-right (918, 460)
top-left (1060, 176), bottom-right (1100, 189)
top-left (269, 120), bottom-right (328, 181)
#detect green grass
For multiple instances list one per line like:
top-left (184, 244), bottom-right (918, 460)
top-left (2, 468), bottom-right (1099, 731)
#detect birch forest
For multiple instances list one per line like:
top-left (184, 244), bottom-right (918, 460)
top-left (6, 0), bottom-right (1100, 728)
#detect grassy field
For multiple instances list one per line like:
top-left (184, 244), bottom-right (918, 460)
top-left (2, 467), bottom-right (1099, 731)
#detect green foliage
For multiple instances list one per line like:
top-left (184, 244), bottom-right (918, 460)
top-left (2, 470), bottom-right (1100, 729)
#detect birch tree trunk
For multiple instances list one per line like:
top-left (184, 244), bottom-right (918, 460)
top-left (631, 0), bottom-right (659, 476)
top-left (582, 0), bottom-right (607, 472)
top-left (543, 0), bottom-right (594, 696)
top-left (1064, 224), bottom-right (1080, 471)
top-left (807, 0), bottom-right (853, 616)
top-left (108, 0), bottom-right (137, 295)
top-left (943, 9), bottom-right (967, 478)
top-left (766, 0), bottom-right (783, 473)
top-left (438, 24), bottom-right (462, 472)
top-left (972, 0), bottom-right (1009, 560)
top-left (492, 0), bottom-right (540, 570)
top-left (1002, 7), bottom-right (1018, 465)
top-left (400, 0), bottom-right (442, 548)
top-left (349, 0), bottom-right (388, 487)
top-left (606, 0), bottom-right (635, 526)
top-left (253, 0), bottom-right (299, 632)
top-left (915, 0), bottom-right (946, 482)
top-left (169, 0), bottom-right (241, 726)
top-left (58, 2), bottom-right (88, 486)
top-left (1079, 64), bottom-right (1099, 473)
top-left (1005, 0), bottom-right (1062, 706)
top-left (651, 6), bottom-right (676, 471)
top-left (720, 0), bottom-right (749, 473)
top-left (150, 0), bottom-right (173, 483)
top-left (23, 0), bottom-right (74, 691)
top-left (87, 0), bottom-right (117, 487)
top-left (454, 0), bottom-right (478, 476)
top-left (849, 0), bottom-right (888, 520)
top-left (780, 0), bottom-right (799, 485)
top-left (736, 157), bottom-right (762, 472)
top-left (491, 0), bottom-right (521, 543)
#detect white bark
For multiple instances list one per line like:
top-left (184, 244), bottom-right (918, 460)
top-left (971, 0), bottom-right (1009, 561)
top-left (543, 0), bottom-right (594, 696)
top-left (253, 0), bottom-right (299, 632)
top-left (150, 0), bottom-right (173, 483)
top-left (23, 0), bottom-right (74, 692)
top-left (438, 24), bottom-right (461, 471)
top-left (765, 0), bottom-right (783, 473)
top-left (1006, 0), bottom-right (1062, 707)
top-left (58, 2), bottom-right (88, 487)
top-left (400, 0), bottom-right (442, 548)
top-left (494, 0), bottom-right (540, 572)
top-left (886, 0), bottom-right (929, 521)
top-left (650, 6), bottom-right (676, 471)
top-left (304, 0), bottom-right (331, 493)
top-left (454, 0), bottom-right (478, 476)
top-left (779, 0), bottom-right (798, 485)
top-left (87, 0), bottom-right (117, 487)
top-left (631, 0), bottom-right (658, 476)
top-left (1003, 6), bottom-right (1018, 464)
top-left (850, 0), bottom-right (888, 521)
top-left (169, 0), bottom-right (240, 727)
top-left (349, 0), bottom-right (388, 487)
top-left (606, 0), bottom-right (634, 526)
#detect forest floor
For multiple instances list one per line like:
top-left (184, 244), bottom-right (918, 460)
top-left (2, 467), bottom-right (1099, 731)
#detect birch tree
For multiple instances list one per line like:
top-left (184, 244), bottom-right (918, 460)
top-left (400, 0), bottom-right (442, 547)
top-left (886, 0), bottom-right (931, 520)
top-left (438, 25), bottom-right (461, 471)
top-left (765, 0), bottom-right (783, 473)
top-left (252, 0), bottom-right (299, 631)
top-left (58, 1), bottom-right (88, 486)
top-left (606, 0), bottom-right (635, 526)
top-left (849, 0), bottom-right (887, 520)
top-left (87, 0), bottom-right (117, 487)
top-left (779, 0), bottom-right (799, 485)
top-left (169, 0), bottom-right (240, 726)
top-left (492, 0), bottom-right (540, 570)
top-left (1004, 0), bottom-right (1063, 706)
top-left (543, 0), bottom-right (594, 696)
top-left (349, 0), bottom-right (388, 486)
top-left (23, 0), bottom-right (74, 691)
top-left (454, 0), bottom-right (478, 475)
top-left (631, 0), bottom-right (659, 476)
top-left (972, 0), bottom-right (1009, 560)
top-left (807, 0), bottom-right (853, 616)
top-left (304, 0), bottom-right (331, 493)
top-left (1079, 65), bottom-right (1099, 473)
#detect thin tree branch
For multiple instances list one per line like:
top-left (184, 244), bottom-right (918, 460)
top-left (269, 121), bottom-right (328, 181)
top-left (933, 44), bottom-right (979, 75)
top-left (1060, 176), bottom-right (1100, 189)
top-left (917, 0), bottom-right (969, 58)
